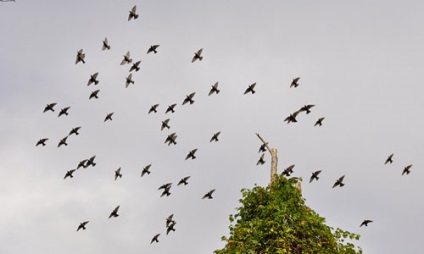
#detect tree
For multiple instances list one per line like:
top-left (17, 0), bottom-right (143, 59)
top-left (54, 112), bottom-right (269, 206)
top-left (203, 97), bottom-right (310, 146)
top-left (214, 174), bottom-right (362, 254)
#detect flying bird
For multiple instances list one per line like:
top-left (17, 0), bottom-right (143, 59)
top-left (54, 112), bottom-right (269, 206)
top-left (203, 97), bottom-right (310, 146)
top-left (299, 104), bottom-right (315, 114)
top-left (77, 221), bottom-right (89, 231)
top-left (158, 183), bottom-right (172, 191)
top-left (148, 104), bottom-right (159, 114)
top-left (120, 51), bottom-right (133, 65)
top-left (104, 112), bottom-right (114, 122)
top-left (129, 60), bottom-right (141, 72)
top-left (256, 153), bottom-right (265, 165)
top-left (210, 131), bottom-right (221, 142)
top-left (244, 83), bottom-right (256, 94)
top-left (150, 234), bottom-right (160, 244)
top-left (314, 117), bottom-right (325, 127)
top-left (161, 119), bottom-right (170, 131)
top-left (185, 149), bottom-right (198, 160)
top-left (77, 159), bottom-right (88, 169)
top-left (75, 49), bottom-right (85, 64)
top-left (128, 5), bottom-right (139, 21)
top-left (58, 136), bottom-right (68, 147)
top-left (385, 154), bottom-right (394, 165)
top-left (332, 175), bottom-right (345, 188)
top-left (182, 92), bottom-right (196, 105)
top-left (85, 156), bottom-right (96, 167)
top-left (202, 189), bottom-right (215, 199)
top-left (402, 164), bottom-right (412, 175)
top-left (102, 37), bottom-right (110, 50)
top-left (166, 221), bottom-right (176, 235)
top-left (258, 143), bottom-right (268, 153)
top-left (125, 73), bottom-right (134, 87)
top-left (192, 48), bottom-right (203, 62)
top-left (360, 220), bottom-right (373, 227)
top-left (87, 72), bottom-right (99, 86)
top-left (141, 164), bottom-right (152, 177)
top-left (69, 127), bottom-right (81, 136)
top-left (164, 133), bottom-right (177, 145)
top-left (208, 82), bottom-right (220, 96)
top-left (114, 167), bottom-right (122, 180)
top-left (160, 185), bottom-right (172, 197)
top-left (89, 90), bottom-right (100, 99)
top-left (165, 104), bottom-right (177, 114)
top-left (177, 176), bottom-right (190, 186)
top-left (282, 164), bottom-right (295, 177)
top-left (43, 103), bottom-right (57, 113)
top-left (290, 77), bottom-right (300, 88)
top-left (309, 170), bottom-right (322, 183)
top-left (284, 110), bottom-right (301, 124)
top-left (147, 45), bottom-right (159, 54)
top-left (166, 214), bottom-right (175, 228)
top-left (64, 169), bottom-right (76, 179)
top-left (108, 205), bottom-right (120, 218)
top-left (36, 138), bottom-right (48, 147)
top-left (58, 106), bottom-right (70, 117)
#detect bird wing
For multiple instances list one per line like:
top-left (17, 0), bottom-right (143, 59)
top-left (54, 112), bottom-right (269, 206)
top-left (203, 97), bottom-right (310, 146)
top-left (197, 48), bottom-right (203, 55)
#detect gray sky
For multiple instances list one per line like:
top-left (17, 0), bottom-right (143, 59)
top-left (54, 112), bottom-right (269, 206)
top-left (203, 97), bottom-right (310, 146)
top-left (1, 0), bottom-right (424, 253)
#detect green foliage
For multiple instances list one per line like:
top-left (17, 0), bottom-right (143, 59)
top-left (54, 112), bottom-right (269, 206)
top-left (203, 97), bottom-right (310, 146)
top-left (215, 175), bottom-right (362, 254)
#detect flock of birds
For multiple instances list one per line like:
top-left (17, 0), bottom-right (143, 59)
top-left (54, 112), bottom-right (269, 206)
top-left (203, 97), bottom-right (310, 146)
top-left (34, 4), bottom-right (416, 247)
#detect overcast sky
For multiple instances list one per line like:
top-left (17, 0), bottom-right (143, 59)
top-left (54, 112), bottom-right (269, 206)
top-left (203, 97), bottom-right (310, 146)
top-left (1, 0), bottom-right (424, 253)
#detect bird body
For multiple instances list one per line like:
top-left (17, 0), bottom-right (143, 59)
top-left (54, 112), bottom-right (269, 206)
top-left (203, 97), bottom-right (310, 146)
top-left (257, 153), bottom-right (265, 165)
top-left (89, 90), bottom-right (100, 99)
top-left (77, 221), bottom-right (89, 231)
top-left (102, 37), bottom-right (110, 50)
top-left (192, 48), bottom-right (203, 62)
top-left (244, 83), bottom-right (256, 94)
top-left (43, 103), bottom-right (57, 113)
top-left (332, 175), bottom-right (345, 188)
top-left (182, 92), bottom-right (196, 105)
top-left (177, 176), bottom-right (190, 186)
top-left (161, 119), bottom-right (170, 131)
top-left (128, 5), bottom-right (139, 21)
top-left (402, 164), bottom-right (412, 175)
top-left (125, 73), bottom-right (134, 87)
top-left (282, 164), bottom-right (295, 177)
top-left (121, 51), bottom-right (132, 65)
top-left (165, 133), bottom-right (177, 145)
top-left (69, 127), bottom-right (81, 136)
top-left (165, 104), bottom-right (177, 114)
top-left (148, 104), bottom-right (159, 114)
top-left (385, 154), bottom-right (394, 165)
top-left (58, 106), bottom-right (70, 117)
top-left (284, 110), bottom-right (301, 124)
top-left (360, 220), bottom-right (373, 227)
top-left (290, 77), bottom-right (300, 88)
top-left (129, 61), bottom-right (141, 72)
top-left (309, 170), bottom-right (322, 183)
top-left (64, 169), bottom-right (76, 179)
top-left (104, 112), bottom-right (114, 122)
top-left (150, 233), bottom-right (160, 244)
top-left (208, 82), bottom-right (220, 96)
top-left (75, 49), bottom-right (85, 64)
top-left (185, 149), bottom-right (198, 160)
top-left (58, 136), bottom-right (68, 147)
top-left (85, 156), bottom-right (96, 167)
top-left (210, 131), bottom-right (221, 142)
top-left (141, 164), bottom-right (151, 177)
top-left (36, 138), bottom-right (48, 146)
top-left (202, 189), bottom-right (215, 199)
top-left (299, 104), bottom-right (315, 114)
top-left (147, 45), bottom-right (159, 54)
top-left (87, 72), bottom-right (99, 86)
top-left (314, 117), bottom-right (325, 126)
top-left (114, 167), bottom-right (122, 180)
top-left (109, 205), bottom-right (120, 218)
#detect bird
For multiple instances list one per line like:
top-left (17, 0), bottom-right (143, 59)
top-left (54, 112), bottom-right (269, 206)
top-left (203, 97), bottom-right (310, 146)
top-left (177, 176), bottom-right (190, 186)
top-left (385, 154), bottom-right (394, 165)
top-left (77, 221), bottom-right (89, 231)
top-left (185, 149), bottom-right (198, 160)
top-left (77, 159), bottom-right (88, 169)
top-left (147, 45), bottom-right (159, 54)
top-left (75, 49), bottom-right (85, 64)
top-left (148, 104), bottom-right (159, 114)
top-left (182, 92), bottom-right (196, 105)
top-left (284, 110), bottom-right (301, 124)
top-left (129, 61), bottom-right (141, 72)
top-left (258, 143), bottom-right (268, 153)
top-left (165, 104), bottom-right (177, 114)
top-left (150, 233), bottom-right (160, 244)
top-left (108, 205), bottom-right (120, 218)
top-left (166, 221), bottom-right (176, 235)
top-left (125, 73), bottom-right (134, 88)
top-left (202, 189), bottom-right (215, 199)
top-left (210, 131), bottom-right (221, 142)
top-left (141, 164), bottom-right (152, 177)
top-left (166, 214), bottom-right (175, 228)
top-left (256, 153), bottom-right (265, 165)
top-left (282, 165), bottom-right (295, 177)
top-left (192, 48), bottom-right (203, 62)
top-left (208, 82), bottom-right (220, 96)
top-left (360, 220), bottom-right (373, 227)
top-left (36, 138), bottom-right (48, 146)
top-left (158, 183), bottom-right (172, 191)
top-left (332, 175), bottom-right (345, 188)
top-left (43, 103), bottom-right (57, 113)
top-left (160, 185), bottom-right (172, 197)
top-left (89, 90), bottom-right (100, 99)
top-left (120, 51), bottom-right (132, 65)
top-left (69, 127), bottom-right (81, 136)
top-left (161, 119), bottom-right (170, 131)
top-left (309, 170), bottom-right (322, 183)
top-left (314, 117), bottom-right (325, 127)
top-left (58, 106), bottom-right (70, 117)
top-left (402, 164), bottom-right (412, 175)
top-left (104, 112), bottom-right (114, 122)
top-left (290, 77), bottom-right (300, 88)
top-left (244, 83), bottom-right (256, 94)
top-left (87, 72), bottom-right (99, 86)
top-left (164, 133), bottom-right (177, 145)
top-left (58, 136), bottom-right (68, 147)
top-left (114, 167), bottom-right (122, 180)
top-left (299, 104), bottom-right (315, 114)
top-left (128, 5), bottom-right (139, 21)
top-left (102, 37), bottom-right (110, 50)
top-left (64, 169), bottom-right (76, 179)
top-left (85, 156), bottom-right (96, 167)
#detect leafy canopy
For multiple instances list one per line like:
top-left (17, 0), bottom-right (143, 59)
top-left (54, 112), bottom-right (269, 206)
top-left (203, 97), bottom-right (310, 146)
top-left (215, 175), bottom-right (362, 254)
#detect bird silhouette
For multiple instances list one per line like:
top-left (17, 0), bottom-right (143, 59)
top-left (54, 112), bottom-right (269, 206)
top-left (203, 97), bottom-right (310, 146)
top-left (185, 149), bottom-right (198, 160)
top-left (244, 83), bottom-right (256, 94)
top-left (360, 220), bottom-right (373, 227)
top-left (159, 183), bottom-right (172, 191)
top-left (208, 82), bottom-right (220, 96)
top-left (87, 72), bottom-right (99, 86)
top-left (102, 37), bottom-right (110, 50)
top-left (299, 104), bottom-right (315, 114)
top-left (385, 154), bottom-right (394, 165)
top-left (177, 176), bottom-right (190, 186)
top-left (120, 51), bottom-right (133, 65)
top-left (202, 189), bottom-right (215, 199)
top-left (125, 73), bottom-right (134, 88)
top-left (161, 119), bottom-right (170, 131)
top-left (258, 143), bottom-right (268, 153)
top-left (282, 164), bottom-right (295, 177)
top-left (104, 112), bottom-right (114, 122)
top-left (166, 221), bottom-right (176, 235)
top-left (75, 49), bottom-right (85, 64)
top-left (332, 175), bottom-right (345, 188)
top-left (192, 48), bottom-right (203, 62)
top-left (69, 127), bottom-right (81, 136)
top-left (309, 170), bottom-right (322, 183)
top-left (129, 61), bottom-right (141, 72)
top-left (58, 107), bottom-right (70, 117)
top-left (128, 5), bottom-right (139, 21)
top-left (150, 233), bottom-right (160, 244)
top-left (160, 184), bottom-right (172, 197)
top-left (314, 117), bottom-right (325, 127)
top-left (166, 214), bottom-right (175, 228)
top-left (402, 164), bottom-right (412, 175)
top-left (290, 77), bottom-right (300, 88)
top-left (257, 153), bottom-right (265, 165)
top-left (182, 92), bottom-right (196, 105)
top-left (43, 103), bottom-right (57, 113)
top-left (148, 104), bottom-right (159, 114)
top-left (108, 205), bottom-right (120, 218)
top-left (284, 110), bottom-right (301, 124)
top-left (36, 138), bottom-right (48, 146)
top-left (77, 159), bottom-right (88, 169)
top-left (89, 90), bottom-right (100, 99)
top-left (85, 156), bottom-right (96, 167)
top-left (164, 133), bottom-right (177, 145)
top-left (58, 136), bottom-right (68, 147)
top-left (210, 131), bottom-right (221, 142)
top-left (64, 169), bottom-right (76, 179)
top-left (141, 164), bottom-right (152, 177)
top-left (165, 104), bottom-right (177, 114)
top-left (114, 167), bottom-right (122, 180)
top-left (77, 221), bottom-right (89, 231)
top-left (147, 45), bottom-right (159, 54)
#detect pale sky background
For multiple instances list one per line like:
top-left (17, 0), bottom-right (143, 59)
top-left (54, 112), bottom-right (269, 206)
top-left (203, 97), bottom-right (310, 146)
top-left (1, 1), bottom-right (424, 253)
